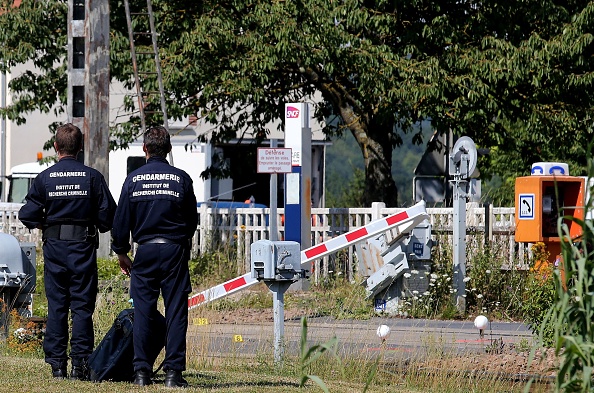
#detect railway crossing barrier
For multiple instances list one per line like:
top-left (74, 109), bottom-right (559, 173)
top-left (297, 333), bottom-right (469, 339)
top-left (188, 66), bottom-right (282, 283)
top-left (187, 200), bottom-right (430, 310)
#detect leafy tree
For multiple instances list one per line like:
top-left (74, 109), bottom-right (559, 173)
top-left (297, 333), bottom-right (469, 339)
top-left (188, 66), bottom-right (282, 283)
top-left (0, 0), bottom-right (66, 126)
top-left (326, 122), bottom-right (430, 207)
top-left (2, 0), bottom-right (594, 206)
top-left (327, 166), bottom-right (366, 208)
top-left (408, 1), bottom-right (594, 202)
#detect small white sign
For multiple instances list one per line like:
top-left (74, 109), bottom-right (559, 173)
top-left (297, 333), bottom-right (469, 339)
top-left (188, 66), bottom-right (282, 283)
top-left (519, 194), bottom-right (535, 220)
top-left (257, 148), bottom-right (292, 173)
top-left (286, 173), bottom-right (300, 204)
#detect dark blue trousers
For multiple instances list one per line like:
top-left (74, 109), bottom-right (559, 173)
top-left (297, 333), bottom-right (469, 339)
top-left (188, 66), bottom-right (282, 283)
top-left (130, 243), bottom-right (191, 372)
top-left (43, 239), bottom-right (97, 368)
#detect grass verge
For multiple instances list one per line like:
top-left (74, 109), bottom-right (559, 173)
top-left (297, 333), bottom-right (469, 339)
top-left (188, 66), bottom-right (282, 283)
top-left (0, 353), bottom-right (550, 393)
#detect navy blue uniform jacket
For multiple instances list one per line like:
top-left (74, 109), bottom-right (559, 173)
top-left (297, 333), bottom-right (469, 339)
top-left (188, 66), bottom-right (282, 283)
top-left (19, 157), bottom-right (116, 231)
top-left (111, 156), bottom-right (198, 254)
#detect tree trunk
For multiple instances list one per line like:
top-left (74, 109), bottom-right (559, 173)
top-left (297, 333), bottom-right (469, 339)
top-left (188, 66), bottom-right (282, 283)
top-left (341, 110), bottom-right (398, 207)
top-left (317, 79), bottom-right (399, 207)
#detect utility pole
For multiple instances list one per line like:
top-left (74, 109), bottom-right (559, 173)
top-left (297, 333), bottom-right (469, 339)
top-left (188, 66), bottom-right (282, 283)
top-left (67, 0), bottom-right (110, 257)
top-left (1, 69), bottom-right (6, 202)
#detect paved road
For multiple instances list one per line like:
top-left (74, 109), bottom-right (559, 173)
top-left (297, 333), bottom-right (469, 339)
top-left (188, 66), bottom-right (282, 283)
top-left (186, 316), bottom-right (534, 362)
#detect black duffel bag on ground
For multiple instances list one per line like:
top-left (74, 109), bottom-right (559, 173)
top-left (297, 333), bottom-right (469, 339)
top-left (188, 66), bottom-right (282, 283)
top-left (88, 308), bottom-right (165, 382)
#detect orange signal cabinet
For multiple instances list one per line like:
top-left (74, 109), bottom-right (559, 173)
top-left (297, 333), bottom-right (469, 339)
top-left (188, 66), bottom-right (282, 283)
top-left (515, 175), bottom-right (585, 264)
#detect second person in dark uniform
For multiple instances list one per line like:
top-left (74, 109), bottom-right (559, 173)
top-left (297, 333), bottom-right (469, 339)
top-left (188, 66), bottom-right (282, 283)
top-left (111, 126), bottom-right (198, 388)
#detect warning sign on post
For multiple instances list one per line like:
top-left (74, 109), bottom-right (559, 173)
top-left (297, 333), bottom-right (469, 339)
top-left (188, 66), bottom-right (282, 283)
top-left (257, 148), bottom-right (292, 173)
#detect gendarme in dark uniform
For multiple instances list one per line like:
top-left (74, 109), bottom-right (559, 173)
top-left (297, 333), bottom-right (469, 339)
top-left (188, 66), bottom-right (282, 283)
top-left (111, 126), bottom-right (198, 388)
top-left (18, 123), bottom-right (116, 380)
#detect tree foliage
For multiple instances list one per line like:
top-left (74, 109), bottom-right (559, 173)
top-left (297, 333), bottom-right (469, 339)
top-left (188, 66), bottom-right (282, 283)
top-left (0, 0), bottom-right (67, 123)
top-left (1, 0), bottom-right (594, 206)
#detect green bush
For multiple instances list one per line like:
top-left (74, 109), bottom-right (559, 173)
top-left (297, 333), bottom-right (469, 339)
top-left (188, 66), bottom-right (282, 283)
top-left (400, 233), bottom-right (531, 322)
top-left (400, 235), bottom-right (461, 319)
top-left (97, 257), bottom-right (122, 280)
top-left (189, 248), bottom-right (239, 289)
top-left (465, 243), bottom-right (527, 320)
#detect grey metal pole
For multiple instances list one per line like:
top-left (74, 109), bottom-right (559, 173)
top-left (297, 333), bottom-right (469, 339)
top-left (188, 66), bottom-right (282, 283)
top-left (273, 283), bottom-right (284, 363)
top-left (268, 281), bottom-right (291, 364)
top-left (452, 178), bottom-right (467, 313)
top-left (270, 139), bottom-right (278, 241)
top-left (449, 136), bottom-right (476, 315)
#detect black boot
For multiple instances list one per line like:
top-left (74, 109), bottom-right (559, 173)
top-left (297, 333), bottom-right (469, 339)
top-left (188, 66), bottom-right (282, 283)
top-left (164, 370), bottom-right (188, 388)
top-left (51, 365), bottom-right (67, 379)
top-left (70, 361), bottom-right (90, 381)
top-left (133, 370), bottom-right (153, 386)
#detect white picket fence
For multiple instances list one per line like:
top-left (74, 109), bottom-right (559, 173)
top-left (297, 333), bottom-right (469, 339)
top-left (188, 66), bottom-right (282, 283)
top-left (1, 202), bottom-right (523, 280)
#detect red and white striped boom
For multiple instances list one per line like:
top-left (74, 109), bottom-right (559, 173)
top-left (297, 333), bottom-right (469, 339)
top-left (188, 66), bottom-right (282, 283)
top-left (188, 200), bottom-right (428, 310)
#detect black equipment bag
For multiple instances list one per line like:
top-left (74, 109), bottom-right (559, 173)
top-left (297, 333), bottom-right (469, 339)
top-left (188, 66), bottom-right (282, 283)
top-left (88, 308), bottom-right (166, 382)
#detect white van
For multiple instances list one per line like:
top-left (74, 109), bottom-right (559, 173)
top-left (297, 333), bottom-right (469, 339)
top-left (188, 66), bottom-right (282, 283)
top-left (5, 161), bottom-right (54, 203)
top-left (108, 133), bottom-right (228, 203)
top-left (2, 133), bottom-right (231, 205)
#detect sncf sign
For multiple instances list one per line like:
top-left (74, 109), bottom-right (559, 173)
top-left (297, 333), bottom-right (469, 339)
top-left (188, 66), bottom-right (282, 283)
top-left (286, 106), bottom-right (300, 118)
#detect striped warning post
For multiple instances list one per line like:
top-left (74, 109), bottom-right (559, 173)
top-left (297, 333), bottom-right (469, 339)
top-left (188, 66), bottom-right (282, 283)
top-left (188, 200), bottom-right (428, 310)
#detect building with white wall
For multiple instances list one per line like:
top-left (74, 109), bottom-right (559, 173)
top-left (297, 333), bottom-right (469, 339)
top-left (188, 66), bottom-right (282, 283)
top-left (1, 64), bottom-right (328, 207)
